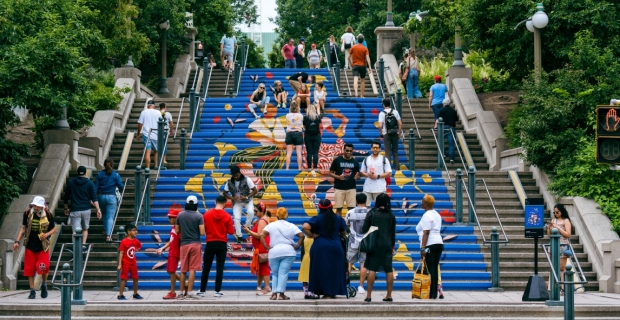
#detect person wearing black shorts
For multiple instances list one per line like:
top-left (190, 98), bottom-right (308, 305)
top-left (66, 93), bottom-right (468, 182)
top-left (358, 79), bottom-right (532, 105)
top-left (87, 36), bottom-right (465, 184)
top-left (285, 101), bottom-right (304, 170)
top-left (348, 34), bottom-right (371, 98)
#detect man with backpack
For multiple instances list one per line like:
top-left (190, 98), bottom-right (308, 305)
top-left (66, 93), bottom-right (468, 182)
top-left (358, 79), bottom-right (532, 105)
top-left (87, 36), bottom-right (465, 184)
top-left (377, 98), bottom-right (403, 168)
top-left (294, 37), bottom-right (306, 69)
top-left (360, 141), bottom-right (392, 206)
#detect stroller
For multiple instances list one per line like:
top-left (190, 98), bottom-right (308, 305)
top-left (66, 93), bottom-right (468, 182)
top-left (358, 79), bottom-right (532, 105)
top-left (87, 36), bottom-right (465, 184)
top-left (341, 234), bottom-right (357, 298)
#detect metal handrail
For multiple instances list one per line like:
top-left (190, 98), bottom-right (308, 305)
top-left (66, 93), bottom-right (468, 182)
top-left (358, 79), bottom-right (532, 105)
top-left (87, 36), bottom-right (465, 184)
top-left (50, 243), bottom-right (92, 286)
top-left (460, 179), bottom-right (509, 245)
top-left (138, 128), bottom-right (154, 169)
top-left (173, 97), bottom-right (186, 139)
top-left (479, 179), bottom-right (509, 243)
top-left (243, 42), bottom-right (250, 71)
top-left (191, 67), bottom-right (200, 91)
top-left (203, 65), bottom-right (214, 100)
top-left (430, 128), bottom-right (452, 182)
top-left (156, 128), bottom-right (171, 180)
top-left (448, 128), bottom-right (469, 172)
top-left (541, 244), bottom-right (588, 285)
top-left (343, 65), bottom-right (352, 96)
top-left (134, 173), bottom-right (150, 226)
top-left (224, 46), bottom-right (239, 94)
top-left (190, 97), bottom-right (203, 138)
top-left (385, 66), bottom-right (421, 139)
top-left (109, 178), bottom-right (130, 237)
top-left (331, 66), bottom-right (341, 96)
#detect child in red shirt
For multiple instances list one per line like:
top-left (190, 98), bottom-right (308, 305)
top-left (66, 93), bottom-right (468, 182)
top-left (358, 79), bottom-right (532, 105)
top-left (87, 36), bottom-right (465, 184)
top-left (118, 223), bottom-right (143, 300)
top-left (156, 206), bottom-right (183, 299)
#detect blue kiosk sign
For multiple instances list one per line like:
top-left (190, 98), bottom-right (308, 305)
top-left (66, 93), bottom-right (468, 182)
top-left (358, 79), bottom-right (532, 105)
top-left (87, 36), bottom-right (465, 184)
top-left (524, 204), bottom-right (544, 238)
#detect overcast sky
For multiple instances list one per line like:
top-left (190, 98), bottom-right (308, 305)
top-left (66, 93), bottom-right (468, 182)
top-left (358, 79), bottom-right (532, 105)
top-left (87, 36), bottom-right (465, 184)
top-left (237, 0), bottom-right (278, 33)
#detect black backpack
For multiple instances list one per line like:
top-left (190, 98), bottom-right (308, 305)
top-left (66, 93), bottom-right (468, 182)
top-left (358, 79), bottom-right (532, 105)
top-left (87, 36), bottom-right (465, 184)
top-left (293, 46), bottom-right (299, 58)
top-left (307, 116), bottom-right (320, 135)
top-left (383, 109), bottom-right (399, 135)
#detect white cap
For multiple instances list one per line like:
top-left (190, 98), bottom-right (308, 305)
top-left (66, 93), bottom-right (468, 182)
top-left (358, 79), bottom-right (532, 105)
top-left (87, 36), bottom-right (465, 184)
top-left (186, 195), bottom-right (198, 204)
top-left (31, 196), bottom-right (46, 207)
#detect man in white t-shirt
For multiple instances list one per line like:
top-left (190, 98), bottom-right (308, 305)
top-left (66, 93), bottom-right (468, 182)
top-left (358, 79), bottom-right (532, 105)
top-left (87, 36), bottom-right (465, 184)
top-left (360, 141), bottom-right (392, 206)
top-left (377, 98), bottom-right (403, 168)
top-left (136, 100), bottom-right (162, 169)
top-left (345, 193), bottom-right (369, 294)
top-left (223, 165), bottom-right (258, 242)
top-left (159, 103), bottom-right (175, 166)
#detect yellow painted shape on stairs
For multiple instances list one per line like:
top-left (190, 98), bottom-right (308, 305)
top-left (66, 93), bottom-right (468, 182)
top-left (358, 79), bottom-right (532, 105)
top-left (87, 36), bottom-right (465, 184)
top-left (185, 174), bottom-right (207, 210)
top-left (261, 184), bottom-right (282, 201)
top-left (394, 171), bottom-right (413, 189)
top-left (224, 104), bottom-right (232, 111)
top-left (393, 241), bottom-right (414, 271)
top-left (214, 142), bottom-right (237, 157)
top-left (421, 173), bottom-right (433, 183)
top-left (204, 157), bottom-right (216, 170)
top-left (374, 121), bottom-right (380, 129)
top-left (294, 171), bottom-right (318, 217)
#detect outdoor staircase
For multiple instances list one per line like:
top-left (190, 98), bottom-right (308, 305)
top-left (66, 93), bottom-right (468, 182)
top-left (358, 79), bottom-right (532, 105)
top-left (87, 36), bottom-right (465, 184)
top-left (337, 68), bottom-right (379, 98)
top-left (184, 67), bottom-right (238, 98)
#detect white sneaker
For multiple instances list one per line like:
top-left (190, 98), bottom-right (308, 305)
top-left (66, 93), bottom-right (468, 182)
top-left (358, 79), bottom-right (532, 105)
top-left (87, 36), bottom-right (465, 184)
top-left (195, 291), bottom-right (206, 297)
top-left (254, 114), bottom-right (260, 119)
top-left (357, 286), bottom-right (366, 294)
top-left (214, 291), bottom-right (225, 297)
top-left (185, 293), bottom-right (198, 299)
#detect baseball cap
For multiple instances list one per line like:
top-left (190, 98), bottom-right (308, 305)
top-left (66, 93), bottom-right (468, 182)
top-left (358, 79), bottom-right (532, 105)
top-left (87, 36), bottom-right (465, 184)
top-left (311, 43), bottom-right (316, 48)
top-left (299, 37), bottom-right (305, 42)
top-left (77, 166), bottom-right (87, 175)
top-left (31, 196), bottom-right (46, 207)
top-left (186, 195), bottom-right (198, 204)
top-left (434, 75), bottom-right (442, 81)
top-left (147, 100), bottom-right (155, 105)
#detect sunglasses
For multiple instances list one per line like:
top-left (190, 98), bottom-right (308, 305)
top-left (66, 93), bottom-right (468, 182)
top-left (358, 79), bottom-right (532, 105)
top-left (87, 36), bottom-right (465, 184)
top-left (259, 87), bottom-right (265, 89)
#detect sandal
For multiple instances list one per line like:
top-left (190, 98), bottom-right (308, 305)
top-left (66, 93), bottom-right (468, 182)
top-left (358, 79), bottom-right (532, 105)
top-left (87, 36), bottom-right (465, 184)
top-left (258, 289), bottom-right (272, 295)
top-left (278, 294), bottom-right (290, 300)
top-left (269, 293), bottom-right (278, 300)
top-left (304, 293), bottom-right (320, 299)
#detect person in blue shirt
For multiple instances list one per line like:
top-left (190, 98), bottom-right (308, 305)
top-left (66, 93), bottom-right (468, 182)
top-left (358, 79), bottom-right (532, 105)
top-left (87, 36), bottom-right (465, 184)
top-left (94, 158), bottom-right (125, 242)
top-left (357, 34), bottom-right (368, 48)
top-left (428, 75), bottom-right (448, 120)
top-left (220, 31), bottom-right (237, 72)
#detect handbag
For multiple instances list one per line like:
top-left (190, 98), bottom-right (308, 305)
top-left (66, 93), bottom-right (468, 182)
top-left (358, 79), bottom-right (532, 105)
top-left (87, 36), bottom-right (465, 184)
top-left (561, 244), bottom-right (573, 257)
top-left (359, 211), bottom-right (378, 253)
top-left (412, 258), bottom-right (431, 299)
top-left (258, 252), bottom-right (269, 263)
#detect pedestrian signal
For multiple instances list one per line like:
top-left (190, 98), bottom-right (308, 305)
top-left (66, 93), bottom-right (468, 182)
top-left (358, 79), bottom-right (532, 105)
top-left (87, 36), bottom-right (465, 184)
top-left (596, 105), bottom-right (620, 164)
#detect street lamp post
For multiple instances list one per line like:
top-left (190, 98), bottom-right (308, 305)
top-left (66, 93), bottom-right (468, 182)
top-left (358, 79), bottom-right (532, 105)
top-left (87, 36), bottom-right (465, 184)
top-left (158, 20), bottom-right (170, 94)
top-left (385, 0), bottom-right (394, 26)
top-left (515, 3), bottom-right (548, 78)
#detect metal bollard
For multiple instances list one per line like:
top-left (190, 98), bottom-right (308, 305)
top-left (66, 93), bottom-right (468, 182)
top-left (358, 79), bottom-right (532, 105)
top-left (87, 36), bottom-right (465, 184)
top-left (61, 264), bottom-right (72, 320)
top-left (202, 58), bottom-right (209, 97)
top-left (455, 169), bottom-right (463, 224)
top-left (142, 168), bottom-right (152, 225)
top-left (467, 166), bottom-right (477, 225)
top-left (113, 226), bottom-right (127, 291)
top-left (408, 129), bottom-right (415, 170)
top-left (488, 227), bottom-right (504, 292)
top-left (241, 39), bottom-right (246, 70)
top-left (180, 128), bottom-right (187, 170)
top-left (547, 228), bottom-right (562, 305)
top-left (437, 118), bottom-right (445, 171)
top-left (193, 92), bottom-right (201, 133)
top-left (378, 58), bottom-right (385, 98)
top-left (228, 88), bottom-right (234, 98)
top-left (335, 62), bottom-right (341, 95)
top-left (234, 62), bottom-right (240, 93)
top-left (133, 166), bottom-right (142, 223)
top-left (564, 262), bottom-right (575, 320)
top-left (157, 117), bottom-right (165, 169)
top-left (189, 89), bottom-right (196, 132)
top-left (71, 228), bottom-right (86, 305)
top-left (396, 88), bottom-right (402, 115)
top-left (326, 38), bottom-right (331, 69)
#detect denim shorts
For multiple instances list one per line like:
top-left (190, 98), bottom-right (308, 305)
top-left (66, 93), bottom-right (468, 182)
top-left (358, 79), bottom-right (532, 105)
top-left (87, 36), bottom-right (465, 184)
top-left (142, 135), bottom-right (157, 151)
top-left (285, 131), bottom-right (303, 146)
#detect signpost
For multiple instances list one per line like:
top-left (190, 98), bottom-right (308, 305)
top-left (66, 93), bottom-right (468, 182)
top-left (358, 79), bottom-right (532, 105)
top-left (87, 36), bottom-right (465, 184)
top-left (522, 198), bottom-right (549, 301)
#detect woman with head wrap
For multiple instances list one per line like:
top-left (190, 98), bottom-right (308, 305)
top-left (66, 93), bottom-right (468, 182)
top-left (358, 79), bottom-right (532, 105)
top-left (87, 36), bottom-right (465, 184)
top-left (302, 199), bottom-right (348, 299)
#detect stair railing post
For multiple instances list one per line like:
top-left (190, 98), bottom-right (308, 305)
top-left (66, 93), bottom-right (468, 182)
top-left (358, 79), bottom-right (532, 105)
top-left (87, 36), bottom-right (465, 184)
top-left (133, 166), bottom-right (142, 223)
top-left (378, 58), bottom-right (385, 98)
top-left (455, 168), bottom-right (463, 224)
top-left (142, 168), bottom-right (152, 225)
top-left (564, 262), bottom-right (575, 320)
top-left (335, 62), bottom-right (341, 95)
top-left (234, 62), bottom-right (240, 94)
top-left (326, 38), bottom-right (331, 69)
top-left (113, 226), bottom-right (126, 292)
top-left (61, 264), bottom-right (72, 320)
top-left (489, 227), bottom-right (504, 292)
top-left (180, 128), bottom-right (187, 170)
top-left (193, 92), bottom-right (201, 132)
top-left (202, 59), bottom-right (209, 97)
top-left (437, 118), bottom-right (445, 171)
top-left (157, 117), bottom-right (165, 169)
top-left (467, 166), bottom-right (477, 225)
top-left (547, 228), bottom-right (561, 304)
top-left (71, 228), bottom-right (86, 305)
top-left (396, 88), bottom-right (402, 116)
top-left (189, 89), bottom-right (196, 132)
top-left (408, 128), bottom-right (415, 170)
top-left (241, 39), bottom-right (246, 70)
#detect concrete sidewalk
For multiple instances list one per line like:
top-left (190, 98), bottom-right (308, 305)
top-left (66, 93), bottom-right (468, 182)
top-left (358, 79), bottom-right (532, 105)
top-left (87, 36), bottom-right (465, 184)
top-left (2, 289), bottom-right (620, 306)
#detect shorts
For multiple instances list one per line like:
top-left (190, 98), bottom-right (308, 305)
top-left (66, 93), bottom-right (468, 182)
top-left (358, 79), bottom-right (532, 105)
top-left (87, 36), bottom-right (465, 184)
top-left (334, 189), bottom-right (356, 210)
top-left (23, 249), bottom-right (50, 277)
top-left (180, 243), bottom-right (203, 272)
top-left (120, 263), bottom-right (139, 280)
top-left (222, 51), bottom-right (233, 62)
top-left (70, 209), bottom-right (92, 231)
top-left (167, 255), bottom-right (180, 273)
top-left (141, 134), bottom-right (158, 151)
top-left (285, 131), bottom-right (303, 146)
top-left (363, 191), bottom-right (384, 206)
top-left (352, 66), bottom-right (367, 79)
top-left (346, 246), bottom-right (367, 264)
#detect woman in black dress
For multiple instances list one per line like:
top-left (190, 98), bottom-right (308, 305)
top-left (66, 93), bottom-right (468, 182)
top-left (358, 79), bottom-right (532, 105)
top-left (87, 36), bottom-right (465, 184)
top-left (362, 193), bottom-right (396, 303)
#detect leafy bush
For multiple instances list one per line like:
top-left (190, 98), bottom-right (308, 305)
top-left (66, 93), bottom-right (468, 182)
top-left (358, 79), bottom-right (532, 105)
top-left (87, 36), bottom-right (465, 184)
top-left (0, 139), bottom-right (28, 225)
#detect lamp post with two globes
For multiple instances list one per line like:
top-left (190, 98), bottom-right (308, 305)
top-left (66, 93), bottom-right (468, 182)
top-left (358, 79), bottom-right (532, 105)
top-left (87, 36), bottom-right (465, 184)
top-left (515, 3), bottom-right (549, 78)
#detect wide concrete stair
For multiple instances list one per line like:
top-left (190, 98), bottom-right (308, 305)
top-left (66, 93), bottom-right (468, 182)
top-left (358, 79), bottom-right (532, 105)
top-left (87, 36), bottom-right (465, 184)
top-left (336, 68), bottom-right (380, 98)
top-left (183, 67), bottom-right (234, 98)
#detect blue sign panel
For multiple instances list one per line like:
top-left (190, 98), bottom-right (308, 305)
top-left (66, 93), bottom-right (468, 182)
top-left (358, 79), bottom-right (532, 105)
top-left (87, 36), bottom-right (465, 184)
top-left (524, 204), bottom-right (545, 238)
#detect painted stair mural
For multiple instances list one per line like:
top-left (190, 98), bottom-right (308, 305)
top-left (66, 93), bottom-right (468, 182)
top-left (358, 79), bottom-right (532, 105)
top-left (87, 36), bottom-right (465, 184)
top-left (135, 68), bottom-right (491, 291)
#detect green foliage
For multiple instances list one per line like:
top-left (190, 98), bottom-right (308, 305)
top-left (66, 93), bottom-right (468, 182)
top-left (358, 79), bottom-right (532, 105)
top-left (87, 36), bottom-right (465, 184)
top-left (0, 139), bottom-right (28, 224)
top-left (549, 139), bottom-right (620, 233)
top-left (268, 41), bottom-right (285, 69)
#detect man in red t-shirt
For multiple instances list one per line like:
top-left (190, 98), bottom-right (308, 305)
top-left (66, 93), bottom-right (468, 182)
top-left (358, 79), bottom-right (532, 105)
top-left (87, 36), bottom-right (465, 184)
top-left (281, 38), bottom-right (296, 69)
top-left (117, 223), bottom-right (143, 300)
top-left (197, 195), bottom-right (234, 297)
top-left (157, 205), bottom-right (183, 299)
top-left (347, 34), bottom-right (371, 98)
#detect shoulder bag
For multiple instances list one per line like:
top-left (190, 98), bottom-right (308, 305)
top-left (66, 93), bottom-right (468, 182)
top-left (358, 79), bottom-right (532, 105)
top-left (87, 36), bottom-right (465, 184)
top-left (359, 210), bottom-right (378, 253)
top-left (412, 258), bottom-right (431, 299)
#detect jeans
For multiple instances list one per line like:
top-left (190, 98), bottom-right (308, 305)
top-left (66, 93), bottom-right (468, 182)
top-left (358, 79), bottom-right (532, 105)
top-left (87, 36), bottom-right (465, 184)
top-left (233, 201), bottom-right (254, 237)
top-left (270, 255), bottom-right (295, 294)
top-left (285, 59), bottom-right (296, 69)
top-left (425, 243), bottom-right (444, 299)
top-left (200, 241), bottom-right (227, 293)
top-left (444, 126), bottom-right (455, 161)
top-left (249, 96), bottom-right (270, 115)
top-left (431, 104), bottom-right (443, 121)
top-left (304, 134), bottom-right (321, 169)
top-left (383, 134), bottom-right (400, 168)
top-left (97, 194), bottom-right (117, 236)
top-left (407, 69), bottom-right (422, 98)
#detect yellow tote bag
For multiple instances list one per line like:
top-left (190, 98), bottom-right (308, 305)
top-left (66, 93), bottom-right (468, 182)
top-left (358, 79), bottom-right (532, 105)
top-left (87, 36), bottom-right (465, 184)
top-left (412, 258), bottom-right (431, 299)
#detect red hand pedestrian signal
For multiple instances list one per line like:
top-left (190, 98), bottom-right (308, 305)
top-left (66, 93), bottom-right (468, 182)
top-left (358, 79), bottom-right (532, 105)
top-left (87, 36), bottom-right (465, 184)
top-left (596, 106), bottom-right (620, 164)
top-left (605, 109), bottom-right (620, 132)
